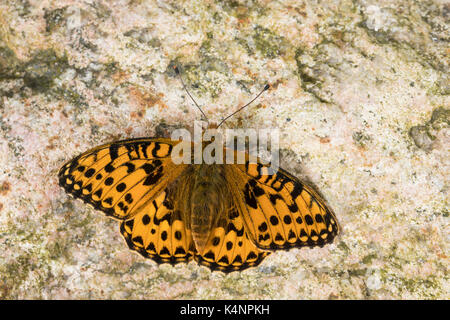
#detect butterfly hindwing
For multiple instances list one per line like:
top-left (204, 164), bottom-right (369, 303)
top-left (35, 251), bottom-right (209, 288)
top-left (120, 187), bottom-right (195, 264)
top-left (228, 160), bottom-right (339, 250)
top-left (119, 168), bottom-right (269, 271)
top-left (58, 138), bottom-right (186, 220)
top-left (194, 204), bottom-right (270, 272)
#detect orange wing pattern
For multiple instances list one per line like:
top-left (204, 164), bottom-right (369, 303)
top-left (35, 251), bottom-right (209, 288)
top-left (194, 204), bottom-right (269, 272)
top-left (119, 188), bottom-right (195, 264)
top-left (227, 161), bottom-right (339, 250)
top-left (58, 138), bottom-right (185, 220)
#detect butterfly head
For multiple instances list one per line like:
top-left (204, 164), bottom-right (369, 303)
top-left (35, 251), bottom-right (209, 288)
top-left (207, 122), bottom-right (219, 129)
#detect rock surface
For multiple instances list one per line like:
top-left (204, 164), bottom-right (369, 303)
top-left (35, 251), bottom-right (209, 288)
top-left (0, 0), bottom-right (448, 299)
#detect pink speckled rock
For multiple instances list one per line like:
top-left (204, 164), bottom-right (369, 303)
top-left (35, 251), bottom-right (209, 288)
top-left (0, 0), bottom-right (448, 299)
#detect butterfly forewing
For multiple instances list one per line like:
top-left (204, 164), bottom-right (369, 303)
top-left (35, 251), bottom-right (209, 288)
top-left (58, 138), bottom-right (186, 220)
top-left (228, 160), bottom-right (339, 250)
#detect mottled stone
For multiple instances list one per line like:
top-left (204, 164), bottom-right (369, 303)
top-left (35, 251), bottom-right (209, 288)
top-left (0, 0), bottom-right (448, 300)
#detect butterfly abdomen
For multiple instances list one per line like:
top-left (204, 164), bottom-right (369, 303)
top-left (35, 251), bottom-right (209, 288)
top-left (190, 165), bottom-right (230, 254)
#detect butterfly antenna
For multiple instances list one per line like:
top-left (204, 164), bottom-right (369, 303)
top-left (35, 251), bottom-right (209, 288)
top-left (217, 84), bottom-right (270, 128)
top-left (174, 66), bottom-right (209, 123)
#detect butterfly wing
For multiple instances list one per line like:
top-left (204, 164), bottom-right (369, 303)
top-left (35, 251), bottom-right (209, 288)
top-left (119, 167), bottom-right (270, 271)
top-left (59, 137), bottom-right (197, 264)
top-left (193, 203), bottom-right (270, 272)
top-left (58, 138), bottom-right (186, 220)
top-left (226, 160), bottom-right (339, 250)
top-left (119, 186), bottom-right (195, 264)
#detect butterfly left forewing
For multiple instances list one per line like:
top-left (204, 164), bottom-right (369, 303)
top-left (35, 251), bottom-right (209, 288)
top-left (58, 138), bottom-right (186, 220)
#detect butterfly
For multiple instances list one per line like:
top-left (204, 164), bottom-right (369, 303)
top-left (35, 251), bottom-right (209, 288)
top-left (58, 69), bottom-right (339, 272)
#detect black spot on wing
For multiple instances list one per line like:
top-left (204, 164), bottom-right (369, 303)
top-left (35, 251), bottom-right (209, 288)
top-left (146, 242), bottom-right (156, 252)
top-left (218, 256), bottom-right (229, 264)
top-left (275, 233), bottom-right (284, 242)
top-left (132, 236), bottom-right (144, 246)
top-left (269, 193), bottom-right (283, 205)
top-left (300, 229), bottom-right (308, 238)
top-left (84, 168), bottom-right (95, 178)
top-left (315, 214), bottom-right (324, 223)
top-left (290, 182), bottom-right (303, 199)
top-left (143, 166), bottom-right (164, 186)
top-left (153, 210), bottom-right (171, 226)
top-left (124, 162), bottom-right (136, 173)
top-left (228, 209), bottom-right (239, 220)
top-left (233, 255), bottom-right (242, 264)
top-left (116, 182), bottom-right (126, 192)
top-left (151, 142), bottom-right (161, 157)
top-left (258, 222), bottom-right (268, 232)
top-left (125, 143), bottom-right (138, 158)
top-left (104, 163), bottom-right (115, 173)
top-left (159, 246), bottom-right (170, 256)
top-left (247, 251), bottom-right (257, 260)
top-left (243, 182), bottom-right (258, 209)
top-left (139, 142), bottom-right (150, 158)
top-left (125, 193), bottom-right (133, 204)
top-left (109, 143), bottom-right (120, 160)
top-left (269, 215), bottom-right (279, 226)
top-left (141, 163), bottom-right (153, 174)
top-left (258, 233), bottom-right (270, 242)
top-left (175, 246), bottom-right (186, 255)
top-left (305, 214), bottom-right (314, 225)
top-left (288, 230), bottom-right (296, 239)
top-left (163, 199), bottom-right (174, 210)
top-left (283, 215), bottom-right (292, 224)
top-left (270, 171), bottom-right (288, 192)
top-left (125, 219), bottom-right (134, 230)
top-left (248, 179), bottom-right (265, 197)
top-left (204, 251), bottom-right (215, 260)
top-left (142, 214), bottom-right (150, 225)
top-left (288, 202), bottom-right (299, 213)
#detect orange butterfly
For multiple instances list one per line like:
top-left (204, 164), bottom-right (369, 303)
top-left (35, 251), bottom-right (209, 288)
top-left (58, 68), bottom-right (339, 272)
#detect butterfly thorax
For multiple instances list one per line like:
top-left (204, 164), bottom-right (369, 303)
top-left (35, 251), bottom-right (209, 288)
top-left (189, 164), bottom-right (230, 254)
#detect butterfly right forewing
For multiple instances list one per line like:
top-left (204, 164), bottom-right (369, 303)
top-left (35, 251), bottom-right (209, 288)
top-left (227, 158), bottom-right (339, 251)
